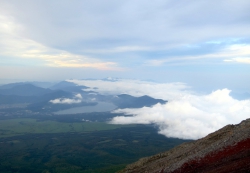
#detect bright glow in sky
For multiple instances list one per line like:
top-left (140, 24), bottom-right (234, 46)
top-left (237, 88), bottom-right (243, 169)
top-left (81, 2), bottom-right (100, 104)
top-left (0, 0), bottom-right (250, 92)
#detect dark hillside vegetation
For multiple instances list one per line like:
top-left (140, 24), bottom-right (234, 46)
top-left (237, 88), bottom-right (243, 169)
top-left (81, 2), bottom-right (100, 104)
top-left (0, 81), bottom-right (174, 173)
top-left (0, 124), bottom-right (190, 173)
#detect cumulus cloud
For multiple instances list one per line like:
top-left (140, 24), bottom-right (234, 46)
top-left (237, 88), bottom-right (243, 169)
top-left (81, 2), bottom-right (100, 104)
top-left (110, 89), bottom-right (250, 139)
top-left (50, 93), bottom-right (82, 104)
top-left (69, 79), bottom-right (250, 140)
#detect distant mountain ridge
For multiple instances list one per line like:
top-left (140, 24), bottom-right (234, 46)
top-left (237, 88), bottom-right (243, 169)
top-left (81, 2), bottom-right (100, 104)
top-left (0, 83), bottom-right (73, 111)
top-left (0, 81), bottom-right (167, 114)
top-left (0, 81), bottom-right (55, 89)
top-left (113, 94), bottom-right (166, 108)
top-left (0, 82), bottom-right (26, 89)
top-left (0, 83), bottom-right (52, 96)
top-left (119, 118), bottom-right (250, 173)
top-left (50, 81), bottom-right (89, 93)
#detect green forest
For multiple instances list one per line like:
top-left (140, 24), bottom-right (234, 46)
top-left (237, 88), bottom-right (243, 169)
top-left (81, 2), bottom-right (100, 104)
top-left (0, 118), bottom-right (190, 173)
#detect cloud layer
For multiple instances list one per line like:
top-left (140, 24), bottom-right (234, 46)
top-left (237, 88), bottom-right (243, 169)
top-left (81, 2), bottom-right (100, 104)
top-left (69, 79), bottom-right (190, 100)
top-left (70, 79), bottom-right (250, 139)
top-left (111, 89), bottom-right (250, 139)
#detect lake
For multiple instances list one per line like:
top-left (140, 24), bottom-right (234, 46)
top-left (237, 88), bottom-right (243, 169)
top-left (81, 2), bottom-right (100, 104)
top-left (54, 102), bottom-right (117, 114)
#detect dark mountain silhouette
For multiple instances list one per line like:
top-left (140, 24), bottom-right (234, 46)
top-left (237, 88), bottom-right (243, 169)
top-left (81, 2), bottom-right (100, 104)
top-left (26, 90), bottom-right (76, 112)
top-left (50, 81), bottom-right (89, 93)
top-left (29, 81), bottom-right (55, 88)
top-left (112, 94), bottom-right (167, 108)
top-left (36, 90), bottom-right (73, 102)
top-left (0, 91), bottom-right (77, 112)
top-left (119, 118), bottom-right (250, 173)
top-left (0, 83), bottom-right (52, 96)
top-left (0, 83), bottom-right (74, 111)
top-left (0, 88), bottom-right (72, 105)
top-left (0, 81), bottom-right (167, 113)
top-left (0, 81), bottom-right (55, 89)
top-left (50, 81), bottom-right (78, 89)
top-left (0, 94), bottom-right (36, 104)
top-left (0, 82), bottom-right (28, 89)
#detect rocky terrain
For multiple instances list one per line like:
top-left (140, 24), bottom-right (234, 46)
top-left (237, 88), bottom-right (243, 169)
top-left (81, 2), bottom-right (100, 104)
top-left (119, 118), bottom-right (250, 173)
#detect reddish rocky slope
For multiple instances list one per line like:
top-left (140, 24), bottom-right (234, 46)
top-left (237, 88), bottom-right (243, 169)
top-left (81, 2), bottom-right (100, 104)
top-left (119, 118), bottom-right (250, 173)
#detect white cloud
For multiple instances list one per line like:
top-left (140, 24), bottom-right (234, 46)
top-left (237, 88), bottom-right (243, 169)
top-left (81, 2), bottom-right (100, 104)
top-left (50, 94), bottom-right (82, 104)
top-left (68, 79), bottom-right (190, 100)
top-left (224, 57), bottom-right (250, 64)
top-left (222, 44), bottom-right (250, 64)
top-left (144, 44), bottom-right (250, 66)
top-left (0, 12), bottom-right (120, 70)
top-left (110, 89), bottom-right (250, 139)
top-left (75, 93), bottom-right (82, 99)
top-left (1, 0), bottom-right (250, 74)
top-left (69, 79), bottom-right (250, 140)
top-left (1, 1), bottom-right (250, 53)
top-left (84, 45), bottom-right (154, 54)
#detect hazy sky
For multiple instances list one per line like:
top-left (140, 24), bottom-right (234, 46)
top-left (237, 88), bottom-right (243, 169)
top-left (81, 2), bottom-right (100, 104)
top-left (0, 0), bottom-right (250, 91)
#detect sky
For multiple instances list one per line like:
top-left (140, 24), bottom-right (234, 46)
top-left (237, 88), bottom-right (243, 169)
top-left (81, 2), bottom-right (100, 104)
top-left (0, 0), bottom-right (250, 92)
top-left (0, 1), bottom-right (250, 139)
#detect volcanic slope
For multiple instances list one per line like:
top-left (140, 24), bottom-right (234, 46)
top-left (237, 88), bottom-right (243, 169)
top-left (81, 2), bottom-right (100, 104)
top-left (119, 118), bottom-right (250, 173)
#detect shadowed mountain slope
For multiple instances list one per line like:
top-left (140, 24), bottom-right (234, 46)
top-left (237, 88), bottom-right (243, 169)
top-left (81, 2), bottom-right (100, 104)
top-left (119, 118), bottom-right (250, 173)
top-left (113, 94), bottom-right (167, 108)
top-left (0, 83), bottom-right (52, 96)
top-left (50, 81), bottom-right (89, 93)
top-left (0, 82), bottom-right (27, 89)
